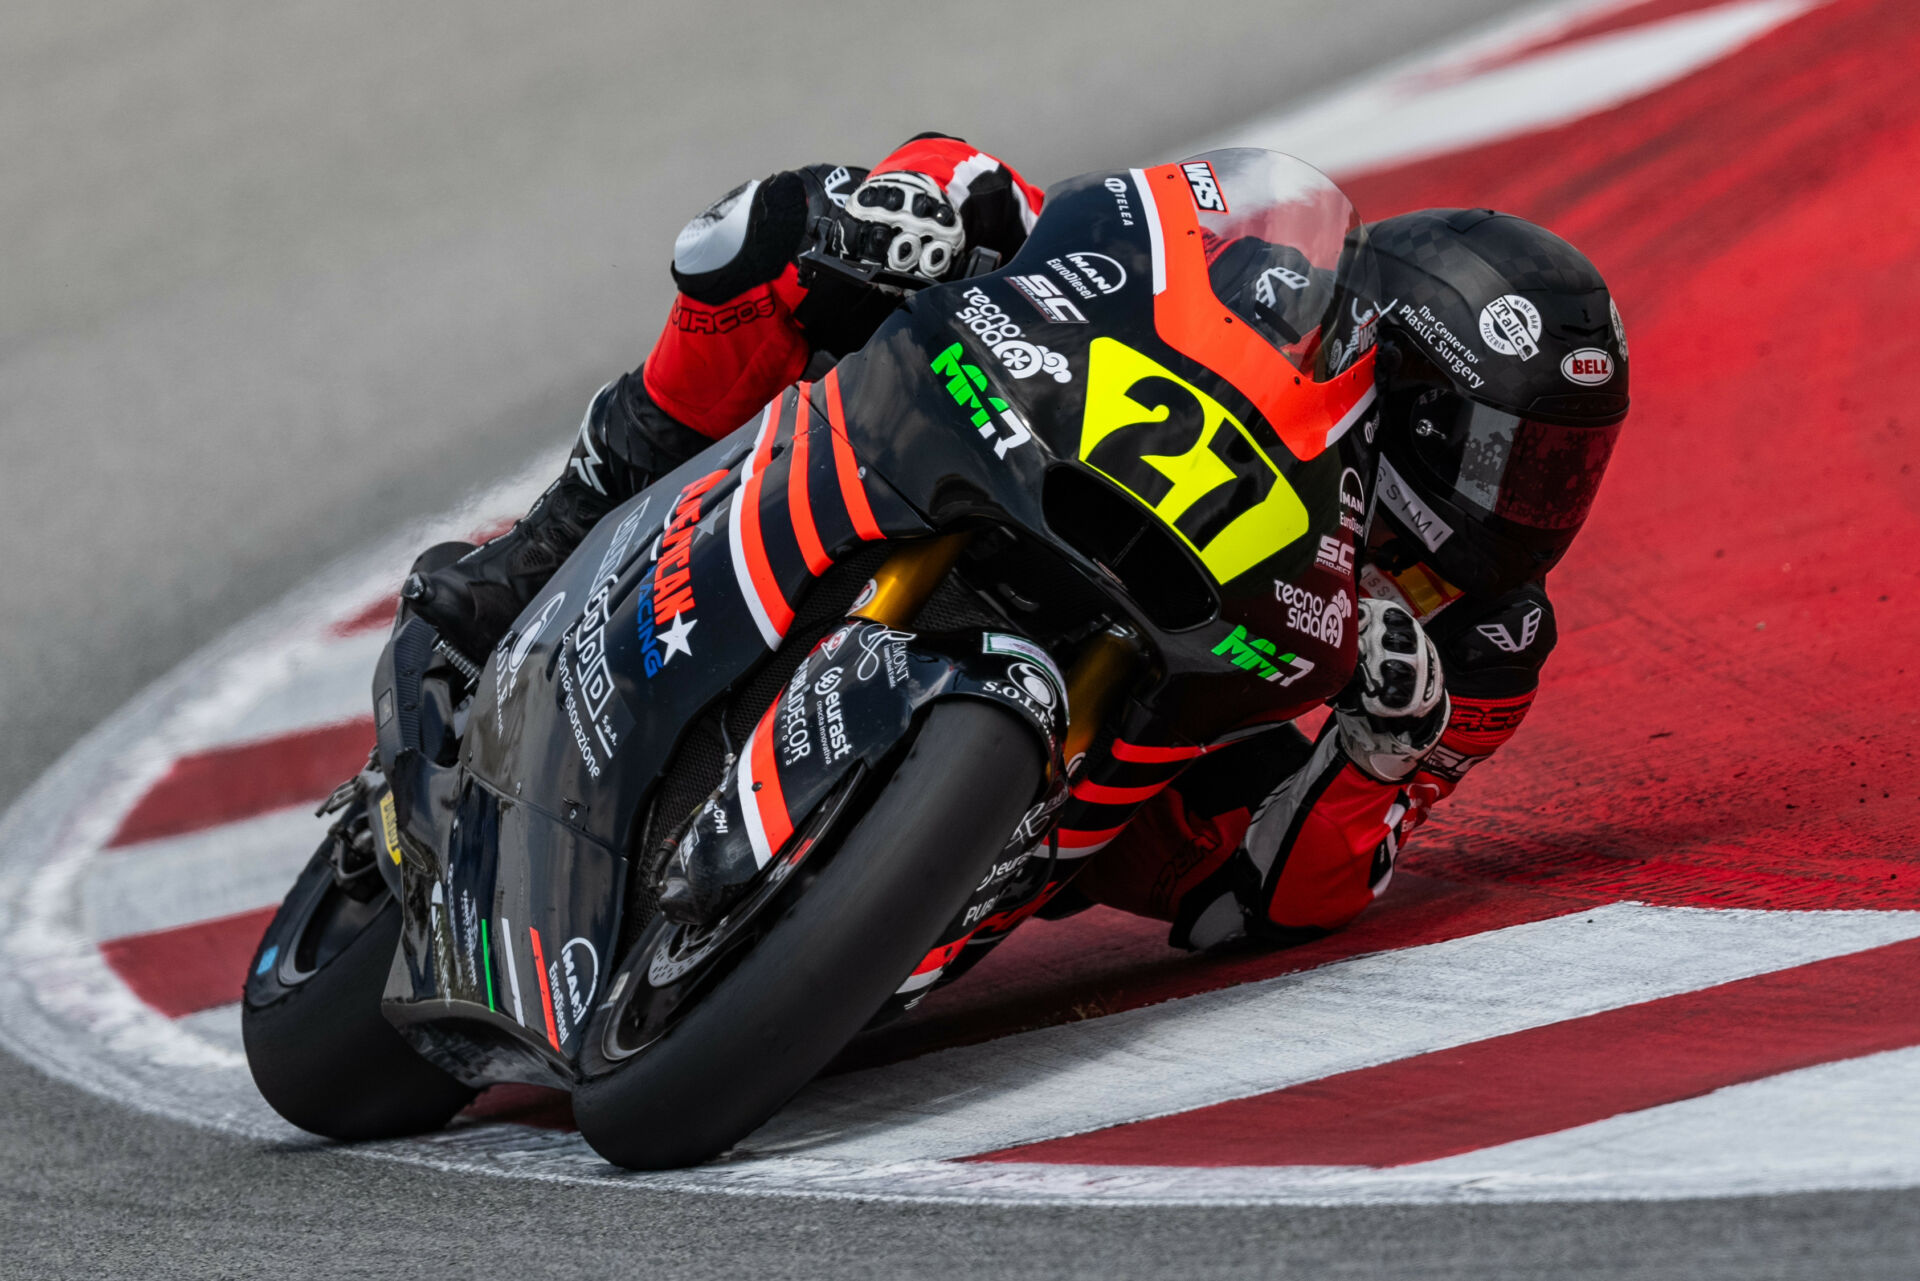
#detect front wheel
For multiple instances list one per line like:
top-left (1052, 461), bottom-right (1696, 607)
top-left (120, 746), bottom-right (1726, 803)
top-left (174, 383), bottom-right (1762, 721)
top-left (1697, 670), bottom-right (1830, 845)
top-left (574, 699), bottom-right (1046, 1169)
top-left (242, 806), bottom-right (475, 1140)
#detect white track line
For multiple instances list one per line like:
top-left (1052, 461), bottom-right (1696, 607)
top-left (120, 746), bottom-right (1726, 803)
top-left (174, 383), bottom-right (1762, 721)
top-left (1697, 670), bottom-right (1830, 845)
top-left (175, 629), bottom-right (388, 751)
top-left (85, 808), bottom-right (326, 942)
top-left (1414, 1045), bottom-right (1920, 1197)
top-left (1206, 0), bottom-right (1821, 178)
top-left (739, 905), bottom-right (1920, 1164)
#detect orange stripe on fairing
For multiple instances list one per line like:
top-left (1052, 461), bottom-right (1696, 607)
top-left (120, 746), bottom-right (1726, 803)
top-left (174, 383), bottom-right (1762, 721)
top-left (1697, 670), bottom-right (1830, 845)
top-left (527, 926), bottom-right (561, 1051)
top-left (748, 700), bottom-right (796, 855)
top-left (1108, 739), bottom-right (1206, 764)
top-left (823, 369), bottom-right (883, 541)
top-left (786, 382), bottom-right (832, 574)
top-left (1070, 778), bottom-right (1172, 806)
top-left (1141, 162), bottom-right (1376, 462)
top-left (737, 411), bottom-right (796, 636)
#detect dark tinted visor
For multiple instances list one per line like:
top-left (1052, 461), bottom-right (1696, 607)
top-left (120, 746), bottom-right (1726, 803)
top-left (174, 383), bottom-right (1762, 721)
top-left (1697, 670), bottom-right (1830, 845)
top-left (1409, 396), bottom-right (1621, 531)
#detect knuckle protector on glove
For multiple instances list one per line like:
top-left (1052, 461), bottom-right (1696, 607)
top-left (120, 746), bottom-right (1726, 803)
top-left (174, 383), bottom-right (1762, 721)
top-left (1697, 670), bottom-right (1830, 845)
top-left (1336, 598), bottom-right (1449, 782)
top-left (835, 170), bottom-right (966, 282)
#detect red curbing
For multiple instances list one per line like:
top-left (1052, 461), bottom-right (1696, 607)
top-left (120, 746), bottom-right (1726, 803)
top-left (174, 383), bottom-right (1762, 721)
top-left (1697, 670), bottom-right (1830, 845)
top-left (98, 906), bottom-right (277, 1018)
top-left (107, 719), bottom-right (374, 848)
top-left (969, 936), bottom-right (1920, 1168)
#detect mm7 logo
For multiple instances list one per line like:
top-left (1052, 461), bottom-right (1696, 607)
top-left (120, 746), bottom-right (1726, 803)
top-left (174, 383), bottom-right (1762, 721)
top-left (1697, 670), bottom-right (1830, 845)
top-left (1213, 624), bottom-right (1315, 685)
top-left (1477, 605), bottom-right (1543, 653)
top-left (930, 343), bottom-right (1035, 459)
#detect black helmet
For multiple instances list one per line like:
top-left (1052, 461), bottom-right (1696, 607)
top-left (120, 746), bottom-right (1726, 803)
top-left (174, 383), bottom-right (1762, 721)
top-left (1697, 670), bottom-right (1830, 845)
top-left (1367, 209), bottom-right (1629, 597)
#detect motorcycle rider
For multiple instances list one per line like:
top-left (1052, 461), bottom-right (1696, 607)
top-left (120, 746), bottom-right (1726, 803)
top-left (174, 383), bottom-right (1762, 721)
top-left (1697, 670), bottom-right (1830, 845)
top-left (402, 142), bottom-right (1629, 956)
top-left (402, 133), bottom-right (1043, 657)
top-left (1068, 207), bottom-right (1631, 950)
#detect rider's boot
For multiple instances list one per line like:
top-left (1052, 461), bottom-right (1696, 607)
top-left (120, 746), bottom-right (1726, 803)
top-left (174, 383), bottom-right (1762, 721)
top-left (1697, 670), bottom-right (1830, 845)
top-left (402, 371), bottom-right (710, 663)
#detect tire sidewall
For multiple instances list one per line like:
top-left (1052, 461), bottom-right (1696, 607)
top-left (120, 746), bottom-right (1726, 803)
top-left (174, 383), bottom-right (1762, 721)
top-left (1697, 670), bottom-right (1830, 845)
top-left (574, 699), bottom-right (1046, 1169)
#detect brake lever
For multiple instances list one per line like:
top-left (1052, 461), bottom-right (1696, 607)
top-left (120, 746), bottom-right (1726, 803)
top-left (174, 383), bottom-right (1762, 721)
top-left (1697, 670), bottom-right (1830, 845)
top-left (794, 247), bottom-right (929, 294)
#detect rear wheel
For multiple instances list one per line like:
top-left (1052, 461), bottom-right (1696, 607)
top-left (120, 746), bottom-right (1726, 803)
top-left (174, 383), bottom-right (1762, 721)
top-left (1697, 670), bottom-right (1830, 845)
top-left (574, 699), bottom-right (1045, 1169)
top-left (242, 805), bottom-right (475, 1140)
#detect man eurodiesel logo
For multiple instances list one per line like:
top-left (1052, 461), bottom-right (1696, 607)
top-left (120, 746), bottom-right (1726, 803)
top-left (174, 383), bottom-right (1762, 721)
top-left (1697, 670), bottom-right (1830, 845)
top-left (1064, 252), bottom-right (1127, 296)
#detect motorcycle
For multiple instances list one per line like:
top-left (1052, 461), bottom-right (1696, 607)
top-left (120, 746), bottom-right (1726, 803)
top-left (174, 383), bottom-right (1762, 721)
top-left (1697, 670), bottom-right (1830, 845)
top-left (241, 148), bottom-right (1383, 1170)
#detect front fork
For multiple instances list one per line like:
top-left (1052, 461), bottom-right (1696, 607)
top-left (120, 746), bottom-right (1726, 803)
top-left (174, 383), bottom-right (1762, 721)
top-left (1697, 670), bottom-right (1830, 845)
top-left (853, 535), bottom-right (1143, 1014)
top-left (853, 534), bottom-right (1142, 779)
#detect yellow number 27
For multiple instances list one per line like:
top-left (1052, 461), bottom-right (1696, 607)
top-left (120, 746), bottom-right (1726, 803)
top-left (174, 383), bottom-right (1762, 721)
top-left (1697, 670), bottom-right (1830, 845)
top-left (1077, 337), bottom-right (1309, 584)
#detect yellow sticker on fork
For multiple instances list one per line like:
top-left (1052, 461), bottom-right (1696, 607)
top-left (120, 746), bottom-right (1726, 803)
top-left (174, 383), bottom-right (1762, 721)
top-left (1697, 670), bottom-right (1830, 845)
top-left (1077, 338), bottom-right (1309, 583)
top-left (378, 790), bottom-right (403, 865)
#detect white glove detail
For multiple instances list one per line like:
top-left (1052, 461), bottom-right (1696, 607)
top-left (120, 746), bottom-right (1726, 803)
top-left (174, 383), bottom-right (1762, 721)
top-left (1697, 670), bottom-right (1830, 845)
top-left (1334, 598), bottom-right (1449, 783)
top-left (846, 171), bottom-right (966, 281)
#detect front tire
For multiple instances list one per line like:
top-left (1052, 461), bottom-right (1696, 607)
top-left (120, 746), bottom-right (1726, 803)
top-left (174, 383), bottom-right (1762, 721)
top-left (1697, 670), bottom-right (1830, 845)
top-left (574, 699), bottom-right (1045, 1169)
top-left (242, 819), bottom-right (475, 1140)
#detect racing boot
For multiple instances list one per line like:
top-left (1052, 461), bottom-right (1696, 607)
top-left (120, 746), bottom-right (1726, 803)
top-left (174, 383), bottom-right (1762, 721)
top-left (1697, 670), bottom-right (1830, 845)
top-left (402, 371), bottom-right (709, 663)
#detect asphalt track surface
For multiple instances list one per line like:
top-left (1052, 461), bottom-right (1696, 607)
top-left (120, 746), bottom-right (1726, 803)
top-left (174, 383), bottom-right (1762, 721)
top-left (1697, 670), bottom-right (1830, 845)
top-left (6, 1), bottom-right (1920, 1277)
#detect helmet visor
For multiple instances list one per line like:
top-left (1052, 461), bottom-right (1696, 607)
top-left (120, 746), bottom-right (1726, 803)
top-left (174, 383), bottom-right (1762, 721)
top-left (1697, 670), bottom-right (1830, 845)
top-left (1408, 396), bottom-right (1621, 532)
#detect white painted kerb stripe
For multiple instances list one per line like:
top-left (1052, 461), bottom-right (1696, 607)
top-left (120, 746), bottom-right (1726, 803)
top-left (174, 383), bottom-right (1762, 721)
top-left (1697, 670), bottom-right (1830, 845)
top-left (1213, 0), bottom-right (1821, 179)
top-left (86, 808), bottom-right (325, 941)
top-left (738, 904), bottom-right (1920, 1164)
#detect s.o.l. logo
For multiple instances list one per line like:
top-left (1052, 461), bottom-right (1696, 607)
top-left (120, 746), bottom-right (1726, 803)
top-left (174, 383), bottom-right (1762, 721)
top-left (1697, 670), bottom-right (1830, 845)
top-left (1560, 347), bottom-right (1615, 385)
top-left (1008, 660), bottom-right (1058, 709)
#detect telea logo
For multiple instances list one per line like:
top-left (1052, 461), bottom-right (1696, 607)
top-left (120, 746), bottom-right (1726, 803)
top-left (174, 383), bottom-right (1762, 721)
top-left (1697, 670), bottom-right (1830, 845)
top-left (1561, 348), bottom-right (1615, 385)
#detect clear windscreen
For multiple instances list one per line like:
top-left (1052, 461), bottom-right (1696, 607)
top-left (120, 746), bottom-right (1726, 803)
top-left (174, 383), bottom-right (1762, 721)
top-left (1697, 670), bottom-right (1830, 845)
top-left (1182, 148), bottom-right (1380, 381)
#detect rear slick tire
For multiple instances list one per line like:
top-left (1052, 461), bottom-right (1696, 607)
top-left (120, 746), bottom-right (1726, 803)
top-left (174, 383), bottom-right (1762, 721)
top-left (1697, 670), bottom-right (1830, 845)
top-left (573, 699), bottom-right (1046, 1170)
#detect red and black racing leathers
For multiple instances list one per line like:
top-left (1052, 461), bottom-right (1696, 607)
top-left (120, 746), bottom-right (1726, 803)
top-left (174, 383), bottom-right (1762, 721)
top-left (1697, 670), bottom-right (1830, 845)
top-left (1072, 560), bottom-right (1554, 949)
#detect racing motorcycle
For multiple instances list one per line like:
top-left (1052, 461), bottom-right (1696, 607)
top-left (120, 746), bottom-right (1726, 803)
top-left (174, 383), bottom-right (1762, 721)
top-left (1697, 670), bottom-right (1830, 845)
top-left (241, 148), bottom-right (1383, 1170)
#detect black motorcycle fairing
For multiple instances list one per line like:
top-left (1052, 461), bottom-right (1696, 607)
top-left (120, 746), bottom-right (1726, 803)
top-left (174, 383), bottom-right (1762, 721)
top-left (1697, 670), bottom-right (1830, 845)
top-left (656, 621), bottom-right (1069, 927)
top-left (379, 380), bottom-right (945, 1075)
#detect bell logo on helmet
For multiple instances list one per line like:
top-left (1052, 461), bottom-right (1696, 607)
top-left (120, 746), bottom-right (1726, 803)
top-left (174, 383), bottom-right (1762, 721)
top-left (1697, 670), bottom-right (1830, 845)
top-left (1561, 347), bottom-right (1615, 386)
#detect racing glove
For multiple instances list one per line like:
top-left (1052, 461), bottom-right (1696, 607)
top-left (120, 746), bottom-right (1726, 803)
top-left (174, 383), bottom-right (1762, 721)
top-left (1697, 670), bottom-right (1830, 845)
top-left (1332, 598), bottom-right (1450, 783)
top-left (808, 169), bottom-right (969, 286)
